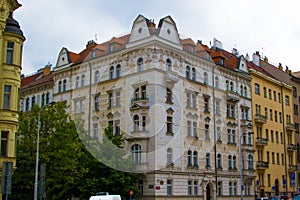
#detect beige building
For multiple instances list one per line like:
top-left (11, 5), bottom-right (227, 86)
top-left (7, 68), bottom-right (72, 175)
top-left (52, 15), bottom-right (255, 200)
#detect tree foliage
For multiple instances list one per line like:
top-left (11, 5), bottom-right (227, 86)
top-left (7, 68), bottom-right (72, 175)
top-left (11, 102), bottom-right (139, 200)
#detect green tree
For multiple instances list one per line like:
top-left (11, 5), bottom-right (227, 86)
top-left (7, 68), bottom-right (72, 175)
top-left (11, 103), bottom-right (139, 200)
top-left (11, 102), bottom-right (87, 199)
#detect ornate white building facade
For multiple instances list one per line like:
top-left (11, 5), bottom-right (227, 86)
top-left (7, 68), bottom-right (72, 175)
top-left (52, 15), bottom-right (255, 200)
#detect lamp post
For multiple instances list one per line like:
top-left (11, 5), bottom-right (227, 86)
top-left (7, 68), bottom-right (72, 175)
top-left (34, 108), bottom-right (41, 200)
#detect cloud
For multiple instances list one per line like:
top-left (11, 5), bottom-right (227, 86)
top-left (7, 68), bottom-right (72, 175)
top-left (15, 0), bottom-right (300, 74)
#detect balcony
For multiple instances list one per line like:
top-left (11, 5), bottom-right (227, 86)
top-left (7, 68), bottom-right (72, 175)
top-left (256, 161), bottom-right (269, 169)
top-left (256, 137), bottom-right (268, 146)
top-left (164, 71), bottom-right (179, 86)
top-left (226, 90), bottom-right (240, 102)
top-left (288, 164), bottom-right (298, 172)
top-left (254, 114), bottom-right (267, 124)
top-left (127, 130), bottom-right (150, 141)
top-left (240, 120), bottom-right (252, 129)
top-left (287, 143), bottom-right (297, 151)
top-left (286, 123), bottom-right (295, 131)
top-left (131, 96), bottom-right (149, 103)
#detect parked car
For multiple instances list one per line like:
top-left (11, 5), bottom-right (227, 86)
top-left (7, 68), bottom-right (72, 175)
top-left (256, 197), bottom-right (268, 200)
top-left (269, 196), bottom-right (289, 200)
top-left (293, 195), bottom-right (300, 200)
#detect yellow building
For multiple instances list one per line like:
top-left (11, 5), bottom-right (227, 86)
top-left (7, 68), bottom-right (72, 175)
top-left (0, 0), bottom-right (25, 197)
top-left (249, 53), bottom-right (296, 197)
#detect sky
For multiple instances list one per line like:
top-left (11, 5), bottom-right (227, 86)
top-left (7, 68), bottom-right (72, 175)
top-left (14, 0), bottom-right (300, 75)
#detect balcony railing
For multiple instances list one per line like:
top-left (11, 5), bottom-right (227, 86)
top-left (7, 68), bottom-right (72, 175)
top-left (288, 164), bottom-right (298, 171)
top-left (256, 161), bottom-right (269, 169)
top-left (286, 123), bottom-right (295, 131)
top-left (226, 90), bottom-right (240, 102)
top-left (287, 143), bottom-right (297, 151)
top-left (254, 114), bottom-right (267, 123)
top-left (256, 137), bottom-right (268, 146)
top-left (131, 96), bottom-right (149, 103)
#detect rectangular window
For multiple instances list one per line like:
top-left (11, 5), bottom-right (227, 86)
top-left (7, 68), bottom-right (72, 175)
top-left (142, 116), bottom-right (146, 131)
top-left (285, 95), bottom-right (290, 105)
top-left (115, 91), bottom-right (120, 106)
top-left (93, 123), bottom-right (99, 139)
top-left (277, 153), bottom-right (280, 165)
top-left (217, 181), bottom-right (222, 196)
top-left (276, 131), bottom-right (279, 143)
top-left (269, 109), bottom-right (273, 121)
top-left (274, 111), bottom-right (278, 122)
top-left (94, 95), bottom-right (99, 111)
top-left (268, 174), bottom-right (271, 187)
top-left (295, 123), bottom-right (300, 133)
top-left (167, 116), bottom-right (173, 133)
top-left (187, 121), bottom-right (191, 137)
top-left (1, 131), bottom-right (8, 157)
top-left (167, 180), bottom-right (172, 196)
top-left (269, 89), bottom-right (272, 100)
top-left (6, 41), bottom-right (14, 64)
top-left (188, 181), bottom-right (192, 195)
top-left (294, 104), bottom-right (299, 115)
top-left (108, 93), bottom-right (113, 108)
top-left (263, 87), bottom-right (267, 97)
top-left (255, 83), bottom-right (260, 95)
top-left (193, 122), bottom-right (197, 137)
top-left (215, 101), bottom-right (220, 115)
top-left (233, 182), bottom-right (237, 195)
top-left (272, 152), bottom-right (275, 164)
top-left (274, 91), bottom-right (277, 102)
top-left (3, 85), bottom-right (11, 109)
top-left (194, 181), bottom-right (198, 195)
top-left (271, 130), bottom-right (274, 142)
top-left (205, 124), bottom-right (209, 140)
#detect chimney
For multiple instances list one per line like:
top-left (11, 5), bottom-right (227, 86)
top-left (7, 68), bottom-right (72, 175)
top-left (213, 38), bottom-right (223, 50)
top-left (43, 65), bottom-right (51, 76)
top-left (197, 40), bottom-right (202, 44)
top-left (264, 56), bottom-right (268, 63)
top-left (278, 63), bottom-right (283, 70)
top-left (232, 48), bottom-right (239, 56)
top-left (86, 40), bottom-right (96, 49)
top-left (148, 19), bottom-right (156, 28)
top-left (252, 51), bottom-right (260, 66)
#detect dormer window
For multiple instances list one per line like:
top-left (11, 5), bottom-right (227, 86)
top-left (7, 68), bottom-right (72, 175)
top-left (109, 44), bottom-right (114, 52)
top-left (92, 50), bottom-right (96, 58)
top-left (190, 46), bottom-right (195, 54)
top-left (220, 58), bottom-right (225, 65)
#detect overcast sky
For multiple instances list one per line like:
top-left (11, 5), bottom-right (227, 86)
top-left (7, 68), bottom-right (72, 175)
top-left (15, 0), bottom-right (300, 75)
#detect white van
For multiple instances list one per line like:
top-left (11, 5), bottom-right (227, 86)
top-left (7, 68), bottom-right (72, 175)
top-left (89, 195), bottom-right (121, 200)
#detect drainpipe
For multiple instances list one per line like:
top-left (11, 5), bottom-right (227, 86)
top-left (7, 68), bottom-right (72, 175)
top-left (281, 83), bottom-right (288, 195)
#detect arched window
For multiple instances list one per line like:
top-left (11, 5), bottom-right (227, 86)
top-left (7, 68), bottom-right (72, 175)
top-left (186, 66), bottom-right (190, 79)
top-left (248, 154), bottom-right (254, 170)
top-left (215, 76), bottom-right (219, 88)
top-left (63, 79), bottom-right (67, 91)
top-left (191, 68), bottom-right (196, 80)
top-left (95, 70), bottom-right (100, 83)
top-left (109, 66), bottom-right (114, 79)
top-left (240, 85), bottom-right (244, 96)
top-left (233, 155), bottom-right (237, 169)
top-left (58, 80), bottom-right (62, 93)
top-left (203, 72), bottom-right (208, 84)
top-left (244, 86), bottom-right (247, 97)
top-left (167, 148), bottom-right (173, 164)
top-left (81, 74), bottom-right (85, 87)
top-left (166, 58), bottom-right (172, 71)
top-left (205, 153), bottom-right (210, 168)
top-left (226, 80), bottom-right (229, 90)
top-left (132, 144), bottom-right (141, 163)
top-left (187, 150), bottom-right (192, 166)
top-left (75, 76), bottom-right (80, 89)
top-left (217, 154), bottom-right (222, 168)
top-left (230, 82), bottom-right (234, 91)
top-left (166, 88), bottom-right (172, 103)
top-left (228, 155), bottom-right (232, 169)
top-left (193, 151), bottom-right (198, 166)
top-left (133, 115), bottom-right (139, 131)
top-left (137, 57), bottom-right (143, 72)
top-left (116, 64), bottom-right (121, 78)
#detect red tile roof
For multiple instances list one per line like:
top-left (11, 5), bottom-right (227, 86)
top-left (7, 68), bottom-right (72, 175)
top-left (21, 72), bottom-right (53, 90)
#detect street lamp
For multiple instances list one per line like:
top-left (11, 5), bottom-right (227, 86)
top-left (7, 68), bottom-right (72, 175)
top-left (34, 101), bottom-right (55, 200)
top-left (34, 107), bottom-right (41, 200)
